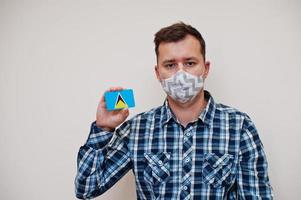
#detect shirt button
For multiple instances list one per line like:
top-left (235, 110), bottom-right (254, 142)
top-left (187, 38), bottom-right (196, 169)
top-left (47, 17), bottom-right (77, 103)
top-left (185, 158), bottom-right (190, 163)
top-left (186, 132), bottom-right (191, 137)
top-left (158, 160), bottom-right (163, 166)
top-left (183, 186), bottom-right (188, 191)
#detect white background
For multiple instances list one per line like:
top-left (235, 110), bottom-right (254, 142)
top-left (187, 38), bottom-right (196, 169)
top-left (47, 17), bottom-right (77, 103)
top-left (1, 0), bottom-right (300, 199)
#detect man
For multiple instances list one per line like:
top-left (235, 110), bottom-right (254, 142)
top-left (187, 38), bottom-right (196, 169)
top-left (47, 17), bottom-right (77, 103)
top-left (75, 22), bottom-right (274, 199)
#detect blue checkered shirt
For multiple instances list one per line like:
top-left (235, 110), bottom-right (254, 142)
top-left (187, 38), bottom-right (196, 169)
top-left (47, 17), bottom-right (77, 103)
top-left (75, 90), bottom-right (273, 199)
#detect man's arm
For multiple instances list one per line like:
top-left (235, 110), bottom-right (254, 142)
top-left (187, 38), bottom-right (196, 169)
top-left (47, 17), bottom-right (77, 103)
top-left (74, 120), bottom-right (132, 199)
top-left (237, 115), bottom-right (274, 199)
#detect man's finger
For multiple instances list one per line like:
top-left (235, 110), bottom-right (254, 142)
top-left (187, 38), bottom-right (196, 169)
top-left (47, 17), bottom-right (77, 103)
top-left (108, 86), bottom-right (124, 92)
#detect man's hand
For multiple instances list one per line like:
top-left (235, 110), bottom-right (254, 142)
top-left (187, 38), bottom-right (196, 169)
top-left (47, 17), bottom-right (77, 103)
top-left (96, 87), bottom-right (129, 132)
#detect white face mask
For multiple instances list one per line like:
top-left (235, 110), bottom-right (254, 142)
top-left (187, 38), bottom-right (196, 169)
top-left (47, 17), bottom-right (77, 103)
top-left (160, 70), bottom-right (204, 103)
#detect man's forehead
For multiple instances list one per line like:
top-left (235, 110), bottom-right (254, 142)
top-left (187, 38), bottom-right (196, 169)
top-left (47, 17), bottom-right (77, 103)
top-left (158, 48), bottom-right (202, 63)
top-left (157, 35), bottom-right (202, 61)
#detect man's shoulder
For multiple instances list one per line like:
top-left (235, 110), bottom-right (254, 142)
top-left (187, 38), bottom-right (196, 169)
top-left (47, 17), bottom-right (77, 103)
top-left (213, 102), bottom-right (257, 131)
top-left (214, 102), bottom-right (251, 121)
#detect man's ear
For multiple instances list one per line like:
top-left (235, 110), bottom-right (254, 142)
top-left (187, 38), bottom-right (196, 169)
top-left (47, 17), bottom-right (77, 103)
top-left (155, 65), bottom-right (161, 81)
top-left (204, 61), bottom-right (210, 79)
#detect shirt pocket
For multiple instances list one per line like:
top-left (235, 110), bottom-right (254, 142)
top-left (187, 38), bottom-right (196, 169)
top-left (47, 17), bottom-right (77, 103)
top-left (143, 152), bottom-right (171, 186)
top-left (202, 152), bottom-right (235, 188)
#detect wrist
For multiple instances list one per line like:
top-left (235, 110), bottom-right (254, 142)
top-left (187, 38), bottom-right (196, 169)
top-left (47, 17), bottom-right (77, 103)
top-left (95, 122), bottom-right (115, 132)
top-left (102, 126), bottom-right (115, 132)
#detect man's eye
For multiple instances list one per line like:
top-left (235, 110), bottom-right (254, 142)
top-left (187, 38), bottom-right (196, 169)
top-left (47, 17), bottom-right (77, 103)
top-left (185, 62), bottom-right (195, 67)
top-left (165, 64), bottom-right (176, 68)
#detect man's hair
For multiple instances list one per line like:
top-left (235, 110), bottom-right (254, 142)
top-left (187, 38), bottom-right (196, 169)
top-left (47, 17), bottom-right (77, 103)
top-left (154, 21), bottom-right (206, 61)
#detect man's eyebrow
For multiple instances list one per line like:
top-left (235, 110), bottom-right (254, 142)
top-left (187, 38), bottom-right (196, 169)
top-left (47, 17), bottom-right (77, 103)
top-left (162, 59), bottom-right (176, 65)
top-left (184, 57), bottom-right (198, 60)
top-left (162, 57), bottom-right (198, 64)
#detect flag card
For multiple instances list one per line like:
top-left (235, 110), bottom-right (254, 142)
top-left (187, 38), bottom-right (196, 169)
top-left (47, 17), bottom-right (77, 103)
top-left (104, 89), bottom-right (135, 111)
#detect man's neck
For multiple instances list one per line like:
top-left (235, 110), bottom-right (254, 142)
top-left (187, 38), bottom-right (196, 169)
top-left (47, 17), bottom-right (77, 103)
top-left (167, 90), bottom-right (208, 128)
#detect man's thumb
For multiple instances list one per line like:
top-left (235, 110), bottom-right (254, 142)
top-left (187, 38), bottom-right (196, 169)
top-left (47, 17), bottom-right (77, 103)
top-left (121, 109), bottom-right (129, 116)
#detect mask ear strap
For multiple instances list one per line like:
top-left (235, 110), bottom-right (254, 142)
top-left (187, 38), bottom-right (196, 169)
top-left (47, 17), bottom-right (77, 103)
top-left (199, 68), bottom-right (206, 79)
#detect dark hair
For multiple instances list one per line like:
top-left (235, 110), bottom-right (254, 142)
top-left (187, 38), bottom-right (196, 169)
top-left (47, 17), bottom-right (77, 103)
top-left (154, 21), bottom-right (206, 61)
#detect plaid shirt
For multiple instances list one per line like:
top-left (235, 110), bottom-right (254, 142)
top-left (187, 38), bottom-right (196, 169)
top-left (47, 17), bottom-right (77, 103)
top-left (75, 90), bottom-right (273, 199)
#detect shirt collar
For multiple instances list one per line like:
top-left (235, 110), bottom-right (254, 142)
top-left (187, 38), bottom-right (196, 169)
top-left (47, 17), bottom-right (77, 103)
top-left (161, 90), bottom-right (216, 127)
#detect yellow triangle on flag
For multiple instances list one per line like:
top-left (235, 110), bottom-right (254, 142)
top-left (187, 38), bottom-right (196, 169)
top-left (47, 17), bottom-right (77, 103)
top-left (115, 94), bottom-right (128, 109)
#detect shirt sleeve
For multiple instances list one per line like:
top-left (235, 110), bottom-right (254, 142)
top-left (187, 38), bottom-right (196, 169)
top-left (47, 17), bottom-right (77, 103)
top-left (74, 120), bottom-right (133, 199)
top-left (237, 115), bottom-right (274, 199)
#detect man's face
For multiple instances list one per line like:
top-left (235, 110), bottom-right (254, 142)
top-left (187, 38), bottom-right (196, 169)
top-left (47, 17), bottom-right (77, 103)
top-left (155, 34), bottom-right (210, 81)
